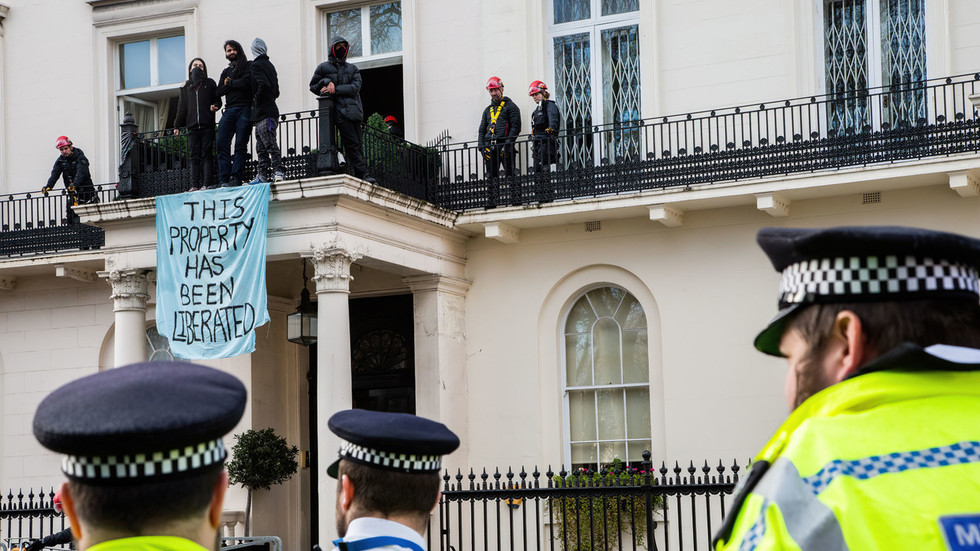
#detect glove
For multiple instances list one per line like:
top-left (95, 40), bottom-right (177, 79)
top-left (545, 127), bottom-right (555, 135)
top-left (24, 539), bottom-right (43, 551)
top-left (41, 187), bottom-right (51, 196)
top-left (482, 147), bottom-right (492, 161)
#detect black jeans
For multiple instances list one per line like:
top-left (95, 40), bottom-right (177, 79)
top-left (187, 126), bottom-right (216, 189)
top-left (337, 120), bottom-right (370, 178)
top-left (484, 144), bottom-right (516, 207)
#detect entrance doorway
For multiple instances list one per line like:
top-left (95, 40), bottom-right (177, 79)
top-left (349, 293), bottom-right (415, 413)
top-left (359, 64), bottom-right (404, 129)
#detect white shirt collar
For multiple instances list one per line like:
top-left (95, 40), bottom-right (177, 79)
top-left (341, 517), bottom-right (427, 550)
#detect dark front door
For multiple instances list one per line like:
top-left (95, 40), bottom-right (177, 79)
top-left (349, 294), bottom-right (415, 413)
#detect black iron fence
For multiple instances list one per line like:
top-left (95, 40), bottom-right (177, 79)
top-left (435, 454), bottom-right (741, 551)
top-left (0, 186), bottom-right (114, 257)
top-left (0, 488), bottom-right (67, 551)
top-left (435, 72), bottom-right (980, 210)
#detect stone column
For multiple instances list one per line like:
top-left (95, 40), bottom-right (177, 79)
top-left (308, 245), bottom-right (360, 544)
top-left (103, 269), bottom-right (151, 367)
top-left (403, 275), bottom-right (471, 465)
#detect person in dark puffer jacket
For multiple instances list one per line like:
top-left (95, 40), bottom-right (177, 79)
top-left (43, 136), bottom-right (98, 224)
top-left (247, 38), bottom-right (284, 184)
top-left (216, 39), bottom-right (254, 186)
top-left (309, 35), bottom-right (375, 183)
top-left (174, 57), bottom-right (221, 191)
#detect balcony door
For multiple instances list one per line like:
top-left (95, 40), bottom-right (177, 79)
top-left (549, 0), bottom-right (641, 169)
top-left (822, 0), bottom-right (926, 133)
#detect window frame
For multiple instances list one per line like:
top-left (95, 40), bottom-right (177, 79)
top-left (560, 284), bottom-right (652, 471)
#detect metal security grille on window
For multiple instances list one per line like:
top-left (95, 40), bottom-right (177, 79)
top-left (602, 26), bottom-right (641, 163)
top-left (824, 0), bottom-right (869, 134)
top-left (880, 0), bottom-right (926, 126)
top-left (554, 33), bottom-right (594, 170)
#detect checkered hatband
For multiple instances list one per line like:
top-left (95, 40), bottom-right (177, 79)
top-left (338, 440), bottom-right (442, 473)
top-left (62, 438), bottom-right (226, 481)
top-left (778, 255), bottom-right (980, 308)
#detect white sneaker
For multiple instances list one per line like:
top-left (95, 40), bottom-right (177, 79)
top-left (273, 172), bottom-right (285, 182)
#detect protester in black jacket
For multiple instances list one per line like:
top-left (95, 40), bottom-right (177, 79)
top-left (174, 57), bottom-right (221, 191)
top-left (529, 80), bottom-right (561, 202)
top-left (215, 40), bottom-right (254, 186)
top-left (43, 136), bottom-right (97, 224)
top-left (247, 38), bottom-right (284, 184)
top-left (309, 35), bottom-right (375, 183)
top-left (477, 76), bottom-right (521, 207)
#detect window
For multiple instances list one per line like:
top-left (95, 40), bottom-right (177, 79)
top-left (323, 2), bottom-right (402, 66)
top-left (823, 0), bottom-right (926, 133)
top-left (563, 286), bottom-right (651, 470)
top-left (116, 34), bottom-right (185, 133)
top-left (146, 325), bottom-right (175, 362)
top-left (550, 0), bottom-right (641, 168)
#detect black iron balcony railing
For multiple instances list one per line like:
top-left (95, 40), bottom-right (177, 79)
top-left (434, 72), bottom-right (980, 210)
top-left (2, 73), bottom-right (979, 257)
top-left (0, 186), bottom-right (114, 256)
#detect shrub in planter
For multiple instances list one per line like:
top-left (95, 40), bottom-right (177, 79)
top-left (226, 428), bottom-right (299, 536)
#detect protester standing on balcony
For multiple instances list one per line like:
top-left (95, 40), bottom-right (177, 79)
top-left (528, 80), bottom-right (560, 203)
top-left (43, 136), bottom-right (98, 224)
top-left (174, 57), bottom-right (221, 191)
top-left (477, 76), bottom-right (521, 208)
top-left (32, 360), bottom-right (246, 551)
top-left (309, 36), bottom-right (375, 184)
top-left (325, 409), bottom-right (459, 551)
top-left (384, 115), bottom-right (404, 140)
top-left (216, 40), bottom-right (253, 187)
top-left (247, 38), bottom-right (285, 185)
top-left (713, 226), bottom-right (980, 551)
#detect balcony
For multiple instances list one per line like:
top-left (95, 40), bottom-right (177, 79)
top-left (2, 73), bottom-right (980, 257)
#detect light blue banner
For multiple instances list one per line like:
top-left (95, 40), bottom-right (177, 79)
top-left (155, 184), bottom-right (271, 359)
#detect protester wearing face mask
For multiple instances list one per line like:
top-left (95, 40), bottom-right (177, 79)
top-left (174, 57), bottom-right (221, 191)
top-left (309, 36), bottom-right (375, 184)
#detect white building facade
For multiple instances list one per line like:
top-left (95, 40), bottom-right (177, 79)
top-left (1, 0), bottom-right (979, 549)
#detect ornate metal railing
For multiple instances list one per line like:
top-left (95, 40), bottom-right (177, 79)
top-left (434, 453), bottom-right (741, 551)
top-left (0, 186), bottom-right (114, 256)
top-left (3, 73), bottom-right (980, 257)
top-left (434, 72), bottom-right (980, 210)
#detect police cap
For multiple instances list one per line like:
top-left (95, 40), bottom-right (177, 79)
top-left (33, 361), bottom-right (246, 484)
top-left (754, 226), bottom-right (980, 357)
top-left (327, 409), bottom-right (459, 478)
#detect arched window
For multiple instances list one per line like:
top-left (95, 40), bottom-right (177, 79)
top-left (146, 325), bottom-right (175, 362)
top-left (564, 286), bottom-right (650, 469)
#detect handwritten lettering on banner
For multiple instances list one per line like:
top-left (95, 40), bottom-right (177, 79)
top-left (155, 184), bottom-right (271, 359)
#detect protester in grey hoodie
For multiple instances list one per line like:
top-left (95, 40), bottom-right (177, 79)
top-left (248, 38), bottom-right (284, 183)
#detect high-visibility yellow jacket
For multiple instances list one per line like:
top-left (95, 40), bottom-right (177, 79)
top-left (89, 536), bottom-right (210, 551)
top-left (714, 344), bottom-right (980, 551)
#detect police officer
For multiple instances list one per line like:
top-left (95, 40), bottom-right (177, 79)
top-left (714, 226), bottom-right (980, 550)
top-left (325, 409), bottom-right (459, 551)
top-left (32, 361), bottom-right (247, 551)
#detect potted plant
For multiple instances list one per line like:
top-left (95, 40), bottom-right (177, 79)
top-left (226, 428), bottom-right (300, 536)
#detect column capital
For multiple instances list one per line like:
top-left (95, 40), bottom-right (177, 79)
top-left (403, 274), bottom-right (472, 297)
top-left (308, 247), bottom-right (362, 293)
top-left (99, 269), bottom-right (152, 312)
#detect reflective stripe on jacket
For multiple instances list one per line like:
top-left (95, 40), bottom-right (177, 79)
top-left (715, 345), bottom-right (980, 551)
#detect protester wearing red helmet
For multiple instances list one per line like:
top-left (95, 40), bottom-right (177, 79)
top-left (43, 136), bottom-right (98, 224)
top-left (477, 76), bottom-right (521, 207)
top-left (384, 115), bottom-right (404, 140)
top-left (528, 80), bottom-right (561, 202)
